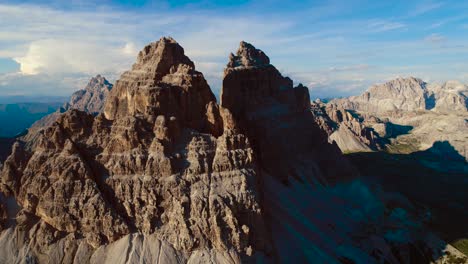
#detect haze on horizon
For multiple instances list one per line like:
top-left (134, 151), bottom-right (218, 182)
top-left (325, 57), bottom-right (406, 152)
top-left (0, 0), bottom-right (467, 99)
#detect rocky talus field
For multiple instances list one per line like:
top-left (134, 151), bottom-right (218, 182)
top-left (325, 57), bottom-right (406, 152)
top-left (0, 37), bottom-right (466, 264)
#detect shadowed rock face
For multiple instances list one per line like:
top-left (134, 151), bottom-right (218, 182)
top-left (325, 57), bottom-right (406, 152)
top-left (0, 38), bottom-right (454, 263)
top-left (221, 41), bottom-right (353, 184)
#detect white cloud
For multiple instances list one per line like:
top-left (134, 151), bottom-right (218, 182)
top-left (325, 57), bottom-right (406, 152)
top-left (14, 39), bottom-right (136, 75)
top-left (367, 20), bottom-right (406, 33)
top-left (410, 1), bottom-right (444, 16)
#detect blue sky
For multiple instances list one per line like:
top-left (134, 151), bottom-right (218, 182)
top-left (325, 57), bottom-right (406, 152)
top-left (0, 0), bottom-right (467, 99)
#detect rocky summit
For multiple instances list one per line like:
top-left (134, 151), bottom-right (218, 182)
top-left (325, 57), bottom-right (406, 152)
top-left (333, 77), bottom-right (468, 114)
top-left (0, 37), bottom-right (459, 263)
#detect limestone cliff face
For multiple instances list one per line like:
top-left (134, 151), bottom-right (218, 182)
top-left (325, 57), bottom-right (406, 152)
top-left (103, 37), bottom-right (216, 134)
top-left (0, 38), bottom-right (447, 263)
top-left (428, 80), bottom-right (468, 113)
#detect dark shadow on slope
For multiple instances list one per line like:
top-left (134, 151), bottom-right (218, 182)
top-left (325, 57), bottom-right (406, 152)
top-left (0, 137), bottom-right (16, 164)
top-left (347, 141), bottom-right (468, 256)
top-left (0, 130), bottom-right (29, 165)
top-left (345, 109), bottom-right (364, 122)
top-left (384, 122), bottom-right (413, 139)
top-left (425, 93), bottom-right (436, 110)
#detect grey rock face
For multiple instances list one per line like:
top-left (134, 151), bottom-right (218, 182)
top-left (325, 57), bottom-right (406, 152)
top-left (69, 74), bottom-right (113, 115)
top-left (333, 77), bottom-right (432, 113)
top-left (333, 77), bottom-right (468, 114)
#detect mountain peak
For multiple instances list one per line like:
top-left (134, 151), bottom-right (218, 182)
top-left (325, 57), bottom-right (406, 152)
top-left (133, 36), bottom-right (195, 80)
top-left (86, 75), bottom-right (112, 92)
top-left (227, 41), bottom-right (270, 68)
top-left (384, 77), bottom-right (426, 89)
top-left (103, 37), bottom-right (216, 132)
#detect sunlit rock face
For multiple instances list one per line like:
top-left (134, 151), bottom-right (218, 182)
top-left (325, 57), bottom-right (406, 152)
top-left (333, 77), bottom-right (468, 114)
top-left (0, 38), bottom-right (454, 263)
top-left (103, 37), bottom-right (217, 135)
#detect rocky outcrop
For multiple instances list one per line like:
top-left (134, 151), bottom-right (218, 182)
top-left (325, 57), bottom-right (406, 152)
top-left (0, 38), bottom-right (449, 263)
top-left (221, 41), bottom-right (348, 184)
top-left (311, 100), bottom-right (384, 152)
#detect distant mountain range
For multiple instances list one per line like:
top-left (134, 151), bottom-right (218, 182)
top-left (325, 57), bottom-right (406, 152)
top-left (312, 77), bottom-right (468, 160)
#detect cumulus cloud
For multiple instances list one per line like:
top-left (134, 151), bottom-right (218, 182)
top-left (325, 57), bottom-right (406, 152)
top-left (14, 39), bottom-right (136, 75)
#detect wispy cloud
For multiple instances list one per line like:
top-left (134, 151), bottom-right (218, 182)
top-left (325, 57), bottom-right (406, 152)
top-left (424, 33), bottom-right (446, 43)
top-left (328, 64), bottom-right (370, 72)
top-left (410, 1), bottom-right (445, 16)
top-left (367, 20), bottom-right (406, 33)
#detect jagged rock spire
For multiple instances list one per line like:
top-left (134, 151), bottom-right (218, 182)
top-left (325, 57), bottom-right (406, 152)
top-left (85, 74), bottom-right (113, 92)
top-left (103, 37), bottom-right (217, 134)
top-left (227, 41), bottom-right (270, 68)
top-left (221, 41), bottom-right (309, 117)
